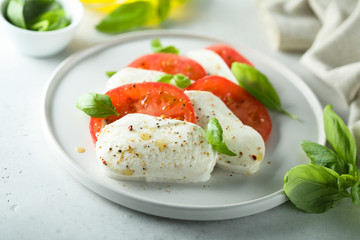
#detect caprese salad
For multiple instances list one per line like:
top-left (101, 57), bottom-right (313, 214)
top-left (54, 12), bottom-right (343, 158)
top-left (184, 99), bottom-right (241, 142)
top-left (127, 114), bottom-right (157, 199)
top-left (77, 39), bottom-right (285, 183)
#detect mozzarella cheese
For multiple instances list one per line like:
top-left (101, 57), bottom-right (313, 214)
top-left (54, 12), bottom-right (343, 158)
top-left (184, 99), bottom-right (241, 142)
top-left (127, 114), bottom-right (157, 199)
top-left (106, 67), bottom-right (166, 91)
top-left (185, 90), bottom-right (265, 175)
top-left (106, 67), bottom-right (194, 91)
top-left (185, 49), bottom-right (238, 83)
top-left (96, 113), bottom-right (217, 183)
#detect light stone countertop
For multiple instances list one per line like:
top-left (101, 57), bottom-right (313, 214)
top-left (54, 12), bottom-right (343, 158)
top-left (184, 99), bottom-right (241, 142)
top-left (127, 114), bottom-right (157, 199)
top-left (1, 0), bottom-right (359, 239)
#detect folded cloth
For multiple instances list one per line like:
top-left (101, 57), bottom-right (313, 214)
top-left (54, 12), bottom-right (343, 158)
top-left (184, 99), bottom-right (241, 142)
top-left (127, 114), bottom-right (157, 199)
top-left (256, 0), bottom-right (360, 154)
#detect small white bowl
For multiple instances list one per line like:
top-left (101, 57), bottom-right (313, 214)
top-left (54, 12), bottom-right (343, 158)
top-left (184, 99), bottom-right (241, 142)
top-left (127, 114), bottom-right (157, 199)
top-left (0, 0), bottom-right (84, 57)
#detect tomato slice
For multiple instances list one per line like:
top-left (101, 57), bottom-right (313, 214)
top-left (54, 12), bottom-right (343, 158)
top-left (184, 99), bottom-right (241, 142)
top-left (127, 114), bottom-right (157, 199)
top-left (90, 82), bottom-right (196, 143)
top-left (128, 53), bottom-right (207, 80)
top-left (185, 76), bottom-right (272, 141)
top-left (206, 44), bottom-right (253, 68)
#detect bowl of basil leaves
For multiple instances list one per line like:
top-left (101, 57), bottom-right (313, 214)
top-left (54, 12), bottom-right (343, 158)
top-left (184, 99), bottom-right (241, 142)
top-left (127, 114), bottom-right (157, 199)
top-left (0, 0), bottom-right (83, 57)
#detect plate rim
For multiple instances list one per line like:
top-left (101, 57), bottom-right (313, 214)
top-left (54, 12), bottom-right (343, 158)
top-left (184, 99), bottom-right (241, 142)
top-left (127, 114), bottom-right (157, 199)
top-left (40, 29), bottom-right (325, 220)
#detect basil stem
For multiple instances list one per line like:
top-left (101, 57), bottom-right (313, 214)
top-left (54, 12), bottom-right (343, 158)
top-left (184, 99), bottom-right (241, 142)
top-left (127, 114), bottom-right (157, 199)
top-left (231, 62), bottom-right (298, 120)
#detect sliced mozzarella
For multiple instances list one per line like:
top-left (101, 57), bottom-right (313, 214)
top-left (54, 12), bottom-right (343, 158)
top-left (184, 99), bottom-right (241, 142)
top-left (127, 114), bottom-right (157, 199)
top-left (106, 67), bottom-right (165, 91)
top-left (96, 113), bottom-right (217, 183)
top-left (185, 49), bottom-right (238, 83)
top-left (185, 90), bottom-right (265, 175)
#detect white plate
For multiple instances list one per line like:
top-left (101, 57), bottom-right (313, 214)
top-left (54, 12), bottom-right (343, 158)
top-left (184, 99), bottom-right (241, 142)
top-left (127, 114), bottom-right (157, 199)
top-left (41, 30), bottom-right (325, 220)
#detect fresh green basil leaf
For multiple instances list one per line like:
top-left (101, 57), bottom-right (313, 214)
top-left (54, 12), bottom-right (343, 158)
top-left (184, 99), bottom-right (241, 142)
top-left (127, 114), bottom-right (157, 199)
top-left (174, 74), bottom-right (191, 89)
top-left (324, 105), bottom-right (358, 177)
top-left (337, 174), bottom-right (358, 191)
top-left (206, 118), bottom-right (236, 156)
top-left (301, 140), bottom-right (347, 175)
top-left (76, 93), bottom-right (119, 118)
top-left (96, 1), bottom-right (153, 34)
top-left (6, 0), bottom-right (26, 29)
top-left (151, 38), bottom-right (179, 54)
top-left (351, 182), bottom-right (360, 206)
top-left (157, 0), bottom-right (171, 21)
top-left (155, 74), bottom-right (174, 84)
top-left (106, 71), bottom-right (117, 78)
top-left (283, 164), bottom-right (350, 213)
top-left (29, 9), bottom-right (69, 31)
top-left (24, 0), bottom-right (62, 23)
top-left (231, 62), bottom-right (298, 119)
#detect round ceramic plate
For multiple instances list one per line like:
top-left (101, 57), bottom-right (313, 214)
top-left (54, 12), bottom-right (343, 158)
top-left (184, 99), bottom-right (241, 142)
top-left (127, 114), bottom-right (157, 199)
top-left (41, 30), bottom-right (325, 220)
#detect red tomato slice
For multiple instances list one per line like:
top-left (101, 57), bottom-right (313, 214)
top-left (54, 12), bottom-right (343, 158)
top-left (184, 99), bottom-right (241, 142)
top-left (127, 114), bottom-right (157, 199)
top-left (90, 82), bottom-right (196, 143)
top-left (206, 44), bottom-right (254, 68)
top-left (186, 76), bottom-right (272, 141)
top-left (128, 53), bottom-right (207, 80)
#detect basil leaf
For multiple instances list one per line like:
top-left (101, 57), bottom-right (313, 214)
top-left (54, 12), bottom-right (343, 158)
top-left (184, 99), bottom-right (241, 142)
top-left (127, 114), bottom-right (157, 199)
top-left (151, 38), bottom-right (179, 54)
top-left (157, 0), bottom-right (171, 21)
top-left (106, 71), bottom-right (117, 78)
top-left (231, 62), bottom-right (298, 119)
top-left (351, 182), bottom-right (360, 206)
top-left (337, 174), bottom-right (358, 191)
top-left (76, 93), bottom-right (119, 118)
top-left (155, 74), bottom-right (174, 84)
top-left (29, 9), bottom-right (69, 31)
top-left (206, 118), bottom-right (236, 156)
top-left (6, 0), bottom-right (26, 29)
top-left (324, 105), bottom-right (358, 177)
top-left (96, 1), bottom-right (153, 34)
top-left (301, 140), bottom-right (347, 175)
top-left (283, 164), bottom-right (350, 213)
top-left (174, 74), bottom-right (191, 89)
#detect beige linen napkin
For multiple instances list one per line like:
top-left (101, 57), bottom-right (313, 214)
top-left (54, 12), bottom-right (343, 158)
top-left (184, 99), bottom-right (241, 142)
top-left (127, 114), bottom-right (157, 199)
top-left (256, 0), bottom-right (360, 154)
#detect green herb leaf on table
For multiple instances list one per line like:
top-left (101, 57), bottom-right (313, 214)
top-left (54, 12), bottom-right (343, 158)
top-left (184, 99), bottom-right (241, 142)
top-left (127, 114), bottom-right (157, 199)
top-left (96, 1), bottom-right (153, 34)
top-left (337, 174), bottom-right (358, 192)
top-left (351, 182), bottom-right (360, 206)
top-left (206, 118), bottom-right (237, 156)
top-left (76, 93), bottom-right (119, 118)
top-left (151, 38), bottom-right (179, 54)
top-left (284, 105), bottom-right (360, 213)
top-left (6, 0), bottom-right (26, 29)
top-left (283, 164), bottom-right (351, 213)
top-left (301, 140), bottom-right (347, 175)
top-left (323, 105), bottom-right (359, 177)
top-left (231, 62), bottom-right (298, 119)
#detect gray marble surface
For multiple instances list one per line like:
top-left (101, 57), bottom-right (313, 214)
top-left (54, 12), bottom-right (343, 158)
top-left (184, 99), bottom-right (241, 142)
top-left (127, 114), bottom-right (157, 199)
top-left (1, 0), bottom-right (359, 239)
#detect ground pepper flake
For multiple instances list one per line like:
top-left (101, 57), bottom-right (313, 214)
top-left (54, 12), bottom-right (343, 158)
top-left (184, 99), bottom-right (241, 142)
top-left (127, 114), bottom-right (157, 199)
top-left (128, 125), bottom-right (133, 131)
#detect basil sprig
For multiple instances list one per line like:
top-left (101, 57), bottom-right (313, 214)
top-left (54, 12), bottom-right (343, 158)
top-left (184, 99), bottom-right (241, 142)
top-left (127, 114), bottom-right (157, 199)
top-left (5, 0), bottom-right (70, 31)
top-left (151, 38), bottom-right (179, 54)
top-left (76, 93), bottom-right (119, 118)
top-left (284, 105), bottom-right (360, 213)
top-left (155, 73), bottom-right (191, 89)
top-left (231, 62), bottom-right (298, 120)
top-left (206, 118), bottom-right (236, 156)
